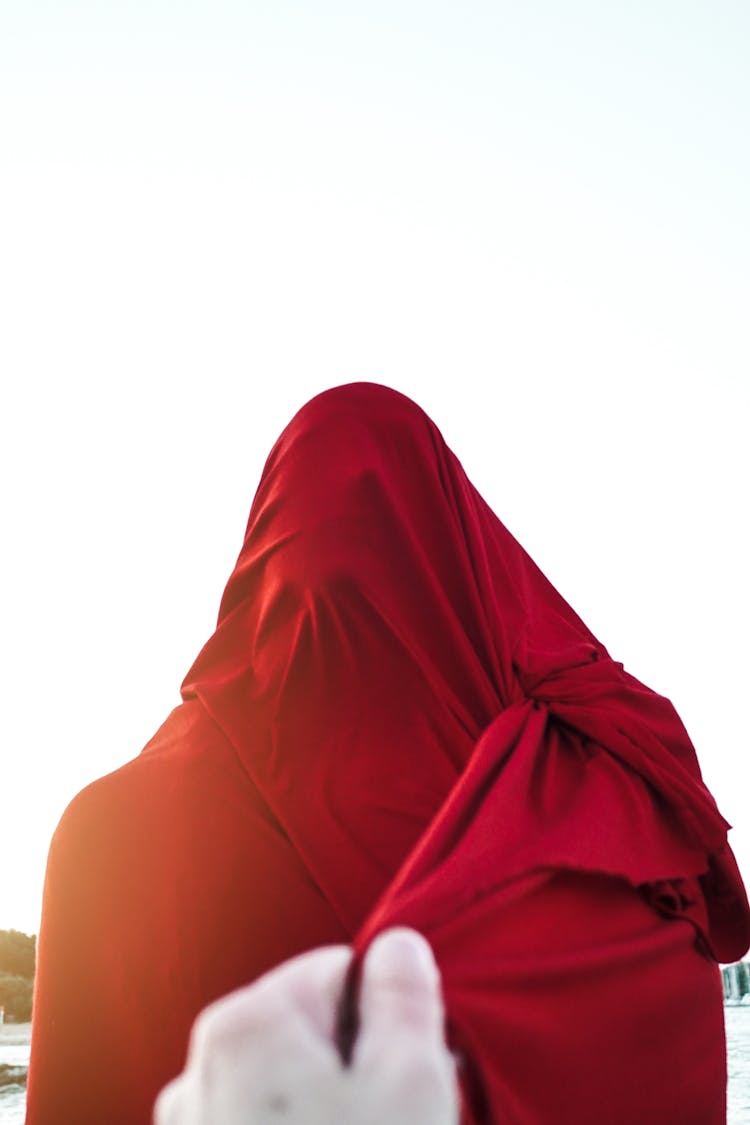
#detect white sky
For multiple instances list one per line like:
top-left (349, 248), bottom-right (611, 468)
top-left (1, 1), bottom-right (748, 936)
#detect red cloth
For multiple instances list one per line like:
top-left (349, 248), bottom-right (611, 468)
top-left (27, 383), bottom-right (749, 1124)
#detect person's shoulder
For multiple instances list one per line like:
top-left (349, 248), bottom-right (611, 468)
top-left (48, 700), bottom-right (239, 863)
top-left (47, 707), bottom-right (186, 855)
top-left (46, 757), bottom-right (153, 874)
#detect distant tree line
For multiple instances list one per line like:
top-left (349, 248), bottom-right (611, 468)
top-left (721, 960), bottom-right (750, 1003)
top-left (0, 929), bottom-right (36, 1022)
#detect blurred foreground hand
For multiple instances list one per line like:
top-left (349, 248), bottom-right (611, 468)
top-left (154, 927), bottom-right (459, 1125)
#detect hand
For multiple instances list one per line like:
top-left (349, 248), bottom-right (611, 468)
top-left (154, 927), bottom-right (459, 1125)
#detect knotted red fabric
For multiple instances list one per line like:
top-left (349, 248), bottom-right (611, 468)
top-left (27, 383), bottom-right (749, 1124)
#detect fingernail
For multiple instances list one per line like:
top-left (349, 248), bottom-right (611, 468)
top-left (366, 928), bottom-right (439, 981)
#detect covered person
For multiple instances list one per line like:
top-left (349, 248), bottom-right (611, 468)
top-left (27, 383), bottom-right (750, 1124)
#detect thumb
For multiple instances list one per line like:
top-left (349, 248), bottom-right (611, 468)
top-left (356, 928), bottom-right (446, 1048)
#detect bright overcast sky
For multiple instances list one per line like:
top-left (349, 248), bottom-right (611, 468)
top-left (2, 2), bottom-right (748, 937)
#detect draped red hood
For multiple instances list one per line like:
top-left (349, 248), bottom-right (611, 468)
top-left (182, 381), bottom-right (747, 959)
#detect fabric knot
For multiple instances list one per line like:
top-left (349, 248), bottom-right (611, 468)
top-left (513, 641), bottom-right (606, 709)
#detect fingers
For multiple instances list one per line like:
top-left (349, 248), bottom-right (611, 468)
top-left (154, 945), bottom-right (353, 1125)
top-left (189, 944), bottom-right (352, 1060)
top-left (153, 933), bottom-right (459, 1125)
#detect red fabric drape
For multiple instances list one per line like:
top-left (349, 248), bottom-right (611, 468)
top-left (27, 383), bottom-right (749, 1124)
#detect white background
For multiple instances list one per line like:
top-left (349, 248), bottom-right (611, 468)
top-left (1, 1), bottom-right (748, 935)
